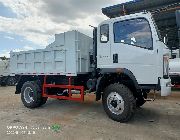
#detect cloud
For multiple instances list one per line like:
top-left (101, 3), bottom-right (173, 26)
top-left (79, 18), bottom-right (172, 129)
top-left (4, 35), bottom-right (14, 40)
top-left (41, 0), bottom-right (130, 23)
top-left (0, 0), bottom-right (130, 48)
top-left (0, 50), bottom-right (10, 57)
top-left (23, 45), bottom-right (34, 50)
top-left (0, 45), bottom-right (35, 57)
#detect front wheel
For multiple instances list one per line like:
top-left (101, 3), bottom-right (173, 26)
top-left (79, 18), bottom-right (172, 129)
top-left (102, 84), bottom-right (136, 123)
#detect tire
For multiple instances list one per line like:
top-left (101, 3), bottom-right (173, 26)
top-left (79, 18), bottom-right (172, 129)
top-left (7, 77), bottom-right (17, 86)
top-left (0, 77), bottom-right (2, 86)
top-left (102, 84), bottom-right (136, 123)
top-left (136, 91), bottom-right (148, 107)
top-left (0, 82), bottom-right (6, 86)
top-left (40, 97), bottom-right (48, 105)
top-left (21, 81), bottom-right (47, 108)
top-left (0, 77), bottom-right (7, 86)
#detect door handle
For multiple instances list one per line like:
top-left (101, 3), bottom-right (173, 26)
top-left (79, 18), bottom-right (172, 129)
top-left (113, 54), bottom-right (118, 63)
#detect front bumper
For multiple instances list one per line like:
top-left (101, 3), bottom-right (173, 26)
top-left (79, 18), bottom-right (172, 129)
top-left (160, 78), bottom-right (171, 96)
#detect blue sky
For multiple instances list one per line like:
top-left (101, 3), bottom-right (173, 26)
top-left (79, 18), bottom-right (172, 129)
top-left (0, 3), bottom-right (23, 56)
top-left (0, 2), bottom-right (16, 18)
top-left (0, 0), bottom-right (130, 57)
top-left (0, 2), bottom-right (44, 57)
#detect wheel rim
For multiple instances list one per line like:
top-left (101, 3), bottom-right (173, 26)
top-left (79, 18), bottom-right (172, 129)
top-left (24, 87), bottom-right (34, 103)
top-left (107, 92), bottom-right (124, 115)
top-left (8, 78), bottom-right (16, 86)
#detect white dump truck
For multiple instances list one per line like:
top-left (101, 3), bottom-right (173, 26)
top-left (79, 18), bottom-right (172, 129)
top-left (10, 11), bottom-right (171, 122)
top-left (0, 58), bottom-right (17, 86)
top-left (169, 58), bottom-right (180, 86)
top-left (168, 50), bottom-right (180, 86)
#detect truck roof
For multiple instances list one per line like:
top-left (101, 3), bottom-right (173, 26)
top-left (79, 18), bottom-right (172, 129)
top-left (99, 11), bottom-right (152, 26)
top-left (102, 0), bottom-right (180, 50)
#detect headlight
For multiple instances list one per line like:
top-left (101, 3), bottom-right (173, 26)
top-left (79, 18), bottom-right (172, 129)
top-left (163, 55), bottom-right (169, 78)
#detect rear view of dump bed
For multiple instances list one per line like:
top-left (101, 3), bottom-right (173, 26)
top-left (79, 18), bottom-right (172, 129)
top-left (10, 31), bottom-right (93, 76)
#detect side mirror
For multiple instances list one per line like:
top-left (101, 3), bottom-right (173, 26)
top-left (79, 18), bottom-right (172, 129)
top-left (163, 34), bottom-right (168, 45)
top-left (163, 37), bottom-right (167, 44)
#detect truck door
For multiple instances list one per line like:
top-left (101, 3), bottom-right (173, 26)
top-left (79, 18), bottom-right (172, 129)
top-left (111, 17), bottom-right (158, 84)
top-left (97, 24), bottom-right (111, 67)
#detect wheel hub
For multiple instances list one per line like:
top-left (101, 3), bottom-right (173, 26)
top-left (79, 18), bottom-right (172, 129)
top-left (110, 100), bottom-right (118, 108)
top-left (24, 87), bottom-right (34, 103)
top-left (107, 92), bottom-right (124, 115)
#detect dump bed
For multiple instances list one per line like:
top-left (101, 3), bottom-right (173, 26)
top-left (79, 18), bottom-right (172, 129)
top-left (10, 31), bottom-right (93, 76)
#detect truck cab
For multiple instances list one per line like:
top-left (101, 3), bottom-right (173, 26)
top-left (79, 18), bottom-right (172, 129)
top-left (97, 12), bottom-right (171, 95)
top-left (94, 12), bottom-right (171, 122)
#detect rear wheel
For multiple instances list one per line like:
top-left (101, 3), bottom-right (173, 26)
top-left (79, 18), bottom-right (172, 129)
top-left (102, 84), bottom-right (136, 123)
top-left (0, 77), bottom-right (2, 86)
top-left (7, 77), bottom-right (17, 86)
top-left (0, 77), bottom-right (7, 86)
top-left (21, 81), bottom-right (47, 108)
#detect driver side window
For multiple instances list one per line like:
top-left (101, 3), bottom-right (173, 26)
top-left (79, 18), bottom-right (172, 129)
top-left (100, 24), bottom-right (109, 43)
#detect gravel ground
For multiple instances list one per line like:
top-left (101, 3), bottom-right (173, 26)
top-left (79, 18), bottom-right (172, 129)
top-left (0, 86), bottom-right (180, 140)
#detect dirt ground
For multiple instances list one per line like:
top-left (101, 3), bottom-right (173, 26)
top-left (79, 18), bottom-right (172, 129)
top-left (0, 86), bottom-right (180, 140)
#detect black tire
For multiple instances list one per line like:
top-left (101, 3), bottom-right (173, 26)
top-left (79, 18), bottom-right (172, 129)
top-left (136, 91), bottom-right (148, 107)
top-left (0, 77), bottom-right (7, 86)
top-left (0, 82), bottom-right (6, 86)
top-left (102, 84), bottom-right (136, 123)
top-left (40, 97), bottom-right (48, 106)
top-left (7, 77), bottom-right (17, 86)
top-left (0, 77), bottom-right (2, 86)
top-left (21, 81), bottom-right (47, 108)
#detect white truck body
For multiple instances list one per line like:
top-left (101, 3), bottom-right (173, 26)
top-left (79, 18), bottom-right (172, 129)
top-left (10, 31), bottom-right (93, 76)
top-left (11, 12), bottom-right (171, 96)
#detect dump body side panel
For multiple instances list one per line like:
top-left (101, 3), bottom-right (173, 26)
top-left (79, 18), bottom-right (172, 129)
top-left (10, 31), bottom-right (93, 76)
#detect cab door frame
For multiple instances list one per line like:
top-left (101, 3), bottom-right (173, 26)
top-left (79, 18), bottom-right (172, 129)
top-left (97, 23), bottom-right (112, 68)
top-left (110, 15), bottom-right (159, 84)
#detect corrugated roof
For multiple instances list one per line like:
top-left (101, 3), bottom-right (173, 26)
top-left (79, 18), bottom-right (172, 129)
top-left (102, 0), bottom-right (180, 18)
